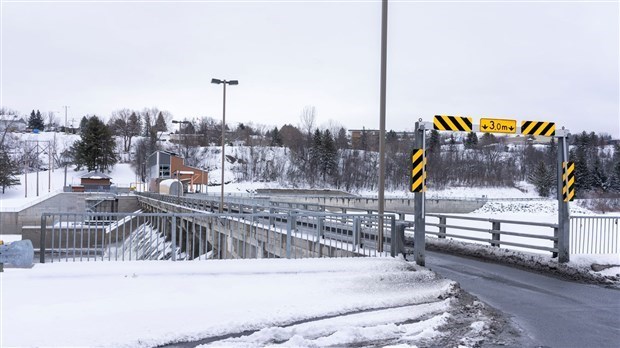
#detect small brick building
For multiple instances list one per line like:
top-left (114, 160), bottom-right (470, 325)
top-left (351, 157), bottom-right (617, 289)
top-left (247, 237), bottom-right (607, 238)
top-left (79, 172), bottom-right (112, 192)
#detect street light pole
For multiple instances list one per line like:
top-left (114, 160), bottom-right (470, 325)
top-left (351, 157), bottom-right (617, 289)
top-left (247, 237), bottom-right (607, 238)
top-left (172, 120), bottom-right (191, 156)
top-left (211, 78), bottom-right (238, 213)
top-left (377, 0), bottom-right (388, 252)
top-left (172, 120), bottom-right (191, 199)
top-left (63, 105), bottom-right (69, 134)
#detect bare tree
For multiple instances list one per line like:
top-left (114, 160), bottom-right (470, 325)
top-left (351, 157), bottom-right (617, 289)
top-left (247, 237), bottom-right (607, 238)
top-left (140, 107), bottom-right (172, 137)
top-left (299, 105), bottom-right (316, 138)
top-left (109, 109), bottom-right (141, 153)
top-left (46, 112), bottom-right (59, 130)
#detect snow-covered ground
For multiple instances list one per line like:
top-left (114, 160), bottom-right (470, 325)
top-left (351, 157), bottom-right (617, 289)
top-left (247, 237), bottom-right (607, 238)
top-left (1, 257), bottom-right (505, 348)
top-left (0, 163), bottom-right (138, 211)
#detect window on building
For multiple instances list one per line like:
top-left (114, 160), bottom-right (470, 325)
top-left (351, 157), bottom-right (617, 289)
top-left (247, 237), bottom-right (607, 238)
top-left (159, 165), bottom-right (170, 177)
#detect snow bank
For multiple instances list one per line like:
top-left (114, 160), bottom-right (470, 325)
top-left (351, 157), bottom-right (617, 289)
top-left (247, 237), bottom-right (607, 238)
top-left (2, 258), bottom-right (463, 348)
top-left (426, 238), bottom-right (620, 287)
top-left (473, 200), bottom-right (593, 215)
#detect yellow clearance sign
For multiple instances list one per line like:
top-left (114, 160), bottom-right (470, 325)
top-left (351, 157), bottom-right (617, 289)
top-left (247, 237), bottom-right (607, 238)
top-left (479, 118), bottom-right (517, 134)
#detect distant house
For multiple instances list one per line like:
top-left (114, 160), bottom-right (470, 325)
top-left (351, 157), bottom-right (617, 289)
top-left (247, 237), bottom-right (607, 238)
top-left (0, 115), bottom-right (27, 132)
top-left (79, 172), bottom-right (112, 192)
top-left (146, 151), bottom-right (208, 193)
top-left (348, 129), bottom-right (412, 150)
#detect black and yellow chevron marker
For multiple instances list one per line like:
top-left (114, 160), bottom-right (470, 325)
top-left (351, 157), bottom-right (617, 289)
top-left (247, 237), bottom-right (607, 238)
top-left (521, 120), bottom-right (555, 136)
top-left (433, 115), bottom-right (473, 132)
top-left (410, 149), bottom-right (427, 192)
top-left (562, 161), bottom-right (575, 202)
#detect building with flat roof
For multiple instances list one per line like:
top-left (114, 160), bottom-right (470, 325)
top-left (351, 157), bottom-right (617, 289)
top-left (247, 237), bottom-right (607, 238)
top-left (146, 151), bottom-right (208, 193)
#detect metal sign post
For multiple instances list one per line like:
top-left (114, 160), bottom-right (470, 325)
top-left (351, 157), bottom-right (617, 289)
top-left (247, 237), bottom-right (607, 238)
top-left (556, 130), bottom-right (570, 262)
top-left (413, 121), bottom-right (426, 266)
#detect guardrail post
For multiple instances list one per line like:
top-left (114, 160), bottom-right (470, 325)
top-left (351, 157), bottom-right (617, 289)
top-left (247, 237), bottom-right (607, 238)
top-left (316, 218), bottom-right (324, 242)
top-left (438, 216), bottom-right (447, 239)
top-left (391, 221), bottom-right (408, 257)
top-left (553, 227), bottom-right (559, 258)
top-left (316, 217), bottom-right (324, 257)
top-left (269, 208), bottom-right (275, 227)
top-left (353, 217), bottom-right (361, 249)
top-left (286, 213), bottom-right (293, 258)
top-left (40, 214), bottom-right (47, 263)
top-left (171, 215), bottom-right (177, 261)
top-left (491, 221), bottom-right (501, 247)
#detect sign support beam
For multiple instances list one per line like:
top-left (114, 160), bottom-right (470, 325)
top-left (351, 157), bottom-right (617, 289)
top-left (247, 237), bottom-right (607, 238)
top-left (556, 133), bottom-right (570, 263)
top-left (414, 121), bottom-right (426, 266)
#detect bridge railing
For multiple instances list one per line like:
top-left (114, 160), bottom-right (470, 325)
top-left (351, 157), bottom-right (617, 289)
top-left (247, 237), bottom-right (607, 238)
top-left (418, 213), bottom-right (560, 255)
top-left (414, 214), bottom-right (620, 257)
top-left (39, 211), bottom-right (399, 263)
top-left (570, 216), bottom-right (619, 254)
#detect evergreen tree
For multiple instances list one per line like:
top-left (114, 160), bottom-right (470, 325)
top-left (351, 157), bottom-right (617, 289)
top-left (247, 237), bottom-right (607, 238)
top-left (128, 112), bottom-right (141, 150)
top-left (142, 111), bottom-right (153, 137)
top-left (464, 132), bottom-right (478, 149)
top-left (320, 129), bottom-right (337, 182)
top-left (427, 129), bottom-right (441, 155)
top-left (609, 158), bottom-right (620, 193)
top-left (270, 127), bottom-right (283, 147)
top-left (0, 150), bottom-right (20, 193)
top-left (546, 137), bottom-right (557, 165)
top-left (335, 127), bottom-right (349, 150)
top-left (479, 133), bottom-right (497, 147)
top-left (309, 129), bottom-right (323, 183)
top-left (528, 161), bottom-right (555, 197)
top-left (570, 148), bottom-right (592, 194)
top-left (28, 109), bottom-right (45, 131)
top-left (72, 116), bottom-right (118, 172)
top-left (610, 144), bottom-right (620, 192)
top-left (448, 134), bottom-right (456, 152)
top-left (359, 127), bottom-right (368, 151)
top-left (590, 157), bottom-right (608, 192)
top-left (79, 116), bottom-right (89, 134)
top-left (154, 112), bottom-right (168, 132)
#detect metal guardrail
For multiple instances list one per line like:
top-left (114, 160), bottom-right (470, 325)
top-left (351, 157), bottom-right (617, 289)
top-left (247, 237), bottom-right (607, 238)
top-left (418, 213), bottom-right (560, 255)
top-left (409, 213), bottom-right (619, 256)
top-left (39, 210), bottom-right (400, 263)
top-left (570, 216), bottom-right (619, 254)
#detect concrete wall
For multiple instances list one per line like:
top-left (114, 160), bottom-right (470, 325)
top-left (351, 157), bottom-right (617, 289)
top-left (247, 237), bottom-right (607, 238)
top-left (268, 196), bottom-right (485, 215)
top-left (117, 196), bottom-right (140, 213)
top-left (0, 193), bottom-right (140, 235)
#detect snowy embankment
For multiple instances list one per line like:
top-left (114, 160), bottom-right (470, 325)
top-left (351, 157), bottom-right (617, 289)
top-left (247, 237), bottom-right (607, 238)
top-left (1, 258), bottom-right (513, 348)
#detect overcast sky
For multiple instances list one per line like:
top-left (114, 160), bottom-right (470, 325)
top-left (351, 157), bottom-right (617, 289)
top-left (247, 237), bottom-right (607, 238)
top-left (2, 0), bottom-right (619, 137)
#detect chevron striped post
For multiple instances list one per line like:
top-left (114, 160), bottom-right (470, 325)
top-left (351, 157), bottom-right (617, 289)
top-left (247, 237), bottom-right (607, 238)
top-left (410, 149), bottom-right (426, 193)
top-left (413, 121), bottom-right (426, 266)
top-left (562, 162), bottom-right (575, 202)
top-left (556, 135), bottom-right (570, 263)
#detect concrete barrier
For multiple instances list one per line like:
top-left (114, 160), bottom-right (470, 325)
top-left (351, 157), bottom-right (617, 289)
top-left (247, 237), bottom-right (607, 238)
top-left (0, 240), bottom-right (34, 268)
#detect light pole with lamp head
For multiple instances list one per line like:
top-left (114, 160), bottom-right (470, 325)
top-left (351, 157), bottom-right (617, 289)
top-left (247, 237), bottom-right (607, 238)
top-left (172, 120), bottom-right (191, 200)
top-left (171, 120), bottom-right (191, 155)
top-left (211, 78), bottom-right (238, 213)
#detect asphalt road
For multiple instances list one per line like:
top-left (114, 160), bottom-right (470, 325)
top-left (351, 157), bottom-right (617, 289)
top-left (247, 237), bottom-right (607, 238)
top-left (426, 251), bottom-right (620, 348)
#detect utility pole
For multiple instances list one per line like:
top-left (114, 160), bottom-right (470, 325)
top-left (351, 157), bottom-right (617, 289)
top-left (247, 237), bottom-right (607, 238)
top-left (63, 106), bottom-right (69, 133)
top-left (24, 140), bottom-right (51, 197)
top-left (377, 0), bottom-right (388, 252)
